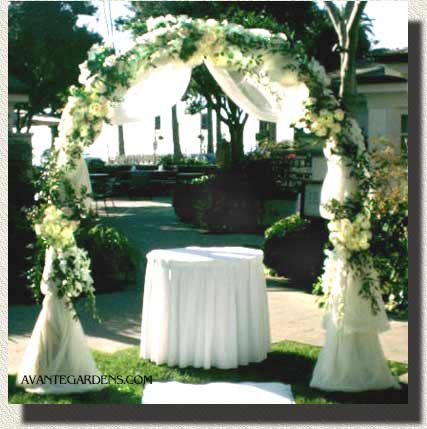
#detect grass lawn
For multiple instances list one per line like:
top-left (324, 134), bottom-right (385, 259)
top-left (8, 340), bottom-right (408, 404)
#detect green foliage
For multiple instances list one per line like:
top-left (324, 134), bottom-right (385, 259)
top-left (24, 214), bottom-right (139, 307)
top-left (174, 170), bottom-right (261, 233)
top-left (75, 221), bottom-right (139, 294)
top-left (190, 175), bottom-right (213, 185)
top-left (369, 145), bottom-right (408, 316)
top-left (160, 154), bottom-right (209, 167)
top-left (8, 1), bottom-right (102, 130)
top-left (264, 214), bottom-right (309, 241)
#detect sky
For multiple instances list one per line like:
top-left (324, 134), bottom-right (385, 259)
top-left (31, 1), bottom-right (409, 164)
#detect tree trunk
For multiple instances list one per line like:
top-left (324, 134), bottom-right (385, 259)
top-left (118, 125), bottom-right (125, 156)
top-left (172, 104), bottom-right (183, 160)
top-left (325, 1), bottom-right (366, 117)
top-left (215, 98), bottom-right (222, 157)
top-left (230, 125), bottom-right (245, 165)
top-left (207, 105), bottom-right (214, 154)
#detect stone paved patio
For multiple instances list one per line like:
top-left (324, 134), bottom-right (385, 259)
top-left (8, 198), bottom-right (408, 374)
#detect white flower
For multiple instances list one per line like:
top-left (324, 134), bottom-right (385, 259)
top-left (89, 101), bottom-right (107, 118)
top-left (334, 109), bottom-right (345, 121)
top-left (331, 123), bottom-right (342, 134)
top-left (93, 80), bottom-right (107, 94)
top-left (314, 126), bottom-right (328, 137)
top-left (79, 126), bottom-right (89, 138)
top-left (103, 55), bottom-right (116, 67)
top-left (205, 18), bottom-right (218, 27)
top-left (146, 15), bottom-right (177, 32)
top-left (305, 112), bottom-right (318, 123)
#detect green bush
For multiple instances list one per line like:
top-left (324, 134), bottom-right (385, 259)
top-left (264, 214), bottom-right (310, 240)
top-left (263, 215), bottom-right (328, 289)
top-left (369, 144), bottom-right (408, 317)
top-left (9, 204), bottom-right (38, 304)
top-left (76, 221), bottom-right (139, 294)
top-left (173, 170), bottom-right (262, 233)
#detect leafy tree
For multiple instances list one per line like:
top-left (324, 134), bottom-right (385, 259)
top-left (8, 1), bottom-right (102, 131)
top-left (118, 1), bottom-right (372, 164)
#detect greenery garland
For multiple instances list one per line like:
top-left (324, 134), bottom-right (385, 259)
top-left (32, 15), bottom-right (381, 319)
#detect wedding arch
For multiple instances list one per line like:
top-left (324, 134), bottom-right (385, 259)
top-left (18, 15), bottom-right (398, 394)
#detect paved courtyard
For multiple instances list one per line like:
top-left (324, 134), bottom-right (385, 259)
top-left (8, 198), bottom-right (408, 374)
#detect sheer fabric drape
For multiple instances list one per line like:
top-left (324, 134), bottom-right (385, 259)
top-left (312, 125), bottom-right (399, 392)
top-left (107, 53), bottom-right (310, 142)
top-left (16, 248), bottom-right (103, 394)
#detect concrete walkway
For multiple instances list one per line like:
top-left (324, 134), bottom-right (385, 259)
top-left (8, 198), bottom-right (408, 374)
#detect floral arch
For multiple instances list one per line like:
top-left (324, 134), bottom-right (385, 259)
top-left (22, 15), bottom-right (398, 394)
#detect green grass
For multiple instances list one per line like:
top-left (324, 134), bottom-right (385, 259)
top-left (8, 340), bottom-right (408, 404)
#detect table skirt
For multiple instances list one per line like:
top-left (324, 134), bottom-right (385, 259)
top-left (140, 249), bottom-right (271, 369)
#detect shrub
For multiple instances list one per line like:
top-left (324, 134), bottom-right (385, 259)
top-left (9, 204), bottom-right (38, 305)
top-left (75, 220), bottom-right (139, 294)
top-left (368, 143), bottom-right (408, 316)
top-left (173, 170), bottom-right (262, 233)
top-left (264, 215), bottom-right (328, 289)
top-left (264, 214), bottom-right (310, 240)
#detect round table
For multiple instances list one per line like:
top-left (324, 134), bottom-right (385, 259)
top-left (140, 247), bottom-right (271, 369)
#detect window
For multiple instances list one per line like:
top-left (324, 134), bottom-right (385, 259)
top-left (401, 114), bottom-right (408, 152)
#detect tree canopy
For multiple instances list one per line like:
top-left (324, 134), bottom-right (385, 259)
top-left (9, 1), bottom-right (102, 131)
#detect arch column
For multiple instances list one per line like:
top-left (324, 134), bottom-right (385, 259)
top-left (310, 135), bottom-right (399, 392)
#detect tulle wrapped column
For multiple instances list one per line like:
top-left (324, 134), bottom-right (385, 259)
top-left (16, 248), bottom-right (103, 394)
top-left (310, 132), bottom-right (399, 392)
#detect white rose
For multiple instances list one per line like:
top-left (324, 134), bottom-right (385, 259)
top-left (93, 80), bottom-right (107, 94)
top-left (331, 123), bottom-right (342, 134)
top-left (205, 18), bottom-right (218, 27)
top-left (340, 219), bottom-right (352, 232)
top-left (334, 109), bottom-right (345, 121)
top-left (305, 97), bottom-right (316, 107)
top-left (89, 102), bottom-right (103, 117)
top-left (103, 55), bottom-right (116, 67)
top-left (305, 112), bottom-right (318, 123)
top-left (329, 231), bottom-right (341, 246)
top-left (80, 126), bottom-right (89, 138)
top-left (314, 125), bottom-right (328, 137)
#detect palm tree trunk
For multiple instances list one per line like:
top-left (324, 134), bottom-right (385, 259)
top-left (215, 99), bottom-right (222, 156)
top-left (172, 104), bottom-right (183, 160)
top-left (207, 105), bottom-right (214, 154)
top-left (118, 125), bottom-right (125, 156)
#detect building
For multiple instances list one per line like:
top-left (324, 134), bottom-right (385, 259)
top-left (8, 74), bottom-right (29, 135)
top-left (354, 49), bottom-right (408, 153)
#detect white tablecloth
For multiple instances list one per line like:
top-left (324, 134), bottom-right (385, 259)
top-left (140, 246), bottom-right (271, 369)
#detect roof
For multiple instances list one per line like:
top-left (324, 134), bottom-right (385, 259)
top-left (329, 60), bottom-right (407, 85)
top-left (371, 48), bottom-right (408, 64)
top-left (8, 74), bottom-right (29, 95)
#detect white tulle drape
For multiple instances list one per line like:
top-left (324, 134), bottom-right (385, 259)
top-left (16, 248), bottom-right (103, 394)
top-left (107, 53), bottom-right (310, 143)
top-left (109, 60), bottom-right (193, 125)
top-left (311, 123), bottom-right (399, 392)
